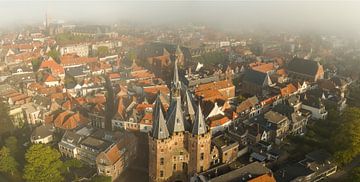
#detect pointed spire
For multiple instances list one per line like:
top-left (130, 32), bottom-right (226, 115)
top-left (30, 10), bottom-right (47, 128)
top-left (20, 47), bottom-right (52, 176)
top-left (151, 93), bottom-right (169, 140)
top-left (166, 96), bottom-right (186, 134)
top-left (192, 103), bottom-right (207, 135)
top-left (175, 45), bottom-right (182, 56)
top-left (185, 90), bottom-right (196, 117)
top-left (173, 59), bottom-right (180, 85)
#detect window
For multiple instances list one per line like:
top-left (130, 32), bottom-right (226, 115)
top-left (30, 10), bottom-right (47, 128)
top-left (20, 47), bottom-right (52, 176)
top-left (173, 164), bottom-right (176, 170)
top-left (200, 153), bottom-right (204, 160)
top-left (160, 170), bottom-right (164, 177)
top-left (200, 166), bottom-right (204, 172)
top-left (160, 157), bottom-right (164, 165)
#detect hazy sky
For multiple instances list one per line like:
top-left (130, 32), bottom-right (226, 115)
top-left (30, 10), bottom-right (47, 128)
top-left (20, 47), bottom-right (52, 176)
top-left (1, 1), bottom-right (360, 34)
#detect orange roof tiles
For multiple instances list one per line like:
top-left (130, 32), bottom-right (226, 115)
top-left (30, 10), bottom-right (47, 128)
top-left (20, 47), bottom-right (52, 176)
top-left (251, 62), bottom-right (275, 73)
top-left (108, 72), bottom-right (121, 80)
top-left (195, 80), bottom-right (234, 93)
top-left (61, 56), bottom-right (98, 66)
top-left (276, 69), bottom-right (287, 76)
top-left (44, 74), bottom-right (59, 82)
top-left (143, 85), bottom-right (169, 95)
top-left (53, 111), bottom-right (88, 129)
top-left (208, 115), bottom-right (231, 128)
top-left (136, 103), bottom-right (153, 112)
top-left (40, 58), bottom-right (64, 75)
top-left (103, 145), bottom-right (121, 165)
top-left (28, 82), bottom-right (45, 91)
top-left (248, 173), bottom-right (276, 182)
top-left (280, 83), bottom-right (297, 97)
top-left (86, 96), bottom-right (106, 105)
top-left (130, 70), bottom-right (155, 79)
top-left (139, 113), bottom-right (152, 125)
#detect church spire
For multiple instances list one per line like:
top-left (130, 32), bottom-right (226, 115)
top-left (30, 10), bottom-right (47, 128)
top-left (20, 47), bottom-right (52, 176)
top-left (151, 93), bottom-right (169, 140)
top-left (173, 59), bottom-right (180, 86)
top-left (192, 103), bottom-right (207, 135)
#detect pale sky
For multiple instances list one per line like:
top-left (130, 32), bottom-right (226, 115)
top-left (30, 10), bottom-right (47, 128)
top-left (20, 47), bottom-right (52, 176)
top-left (0, 1), bottom-right (360, 34)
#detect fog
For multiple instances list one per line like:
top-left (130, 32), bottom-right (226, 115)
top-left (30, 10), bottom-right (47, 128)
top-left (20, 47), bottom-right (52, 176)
top-left (1, 1), bottom-right (360, 34)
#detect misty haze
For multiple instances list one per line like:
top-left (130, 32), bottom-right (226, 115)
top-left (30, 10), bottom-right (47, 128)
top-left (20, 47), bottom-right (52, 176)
top-left (0, 1), bottom-right (360, 182)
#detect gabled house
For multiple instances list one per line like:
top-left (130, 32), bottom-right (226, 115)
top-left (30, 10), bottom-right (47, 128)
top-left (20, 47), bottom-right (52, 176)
top-left (53, 110), bottom-right (89, 130)
top-left (242, 69), bottom-right (275, 96)
top-left (300, 92), bottom-right (328, 120)
top-left (96, 132), bottom-right (137, 181)
top-left (287, 58), bottom-right (324, 82)
top-left (249, 111), bottom-right (290, 144)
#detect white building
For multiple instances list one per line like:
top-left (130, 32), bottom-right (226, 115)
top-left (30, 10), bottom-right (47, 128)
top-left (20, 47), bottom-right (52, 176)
top-left (59, 44), bottom-right (89, 57)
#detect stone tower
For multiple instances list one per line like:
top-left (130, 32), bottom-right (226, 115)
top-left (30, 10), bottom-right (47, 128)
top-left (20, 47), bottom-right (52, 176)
top-left (188, 103), bottom-right (211, 175)
top-left (148, 61), bottom-right (211, 182)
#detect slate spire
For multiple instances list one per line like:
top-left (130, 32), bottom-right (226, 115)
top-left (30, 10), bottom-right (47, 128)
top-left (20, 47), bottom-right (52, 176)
top-left (192, 103), bottom-right (207, 135)
top-left (166, 96), bottom-right (186, 134)
top-left (151, 93), bottom-right (169, 139)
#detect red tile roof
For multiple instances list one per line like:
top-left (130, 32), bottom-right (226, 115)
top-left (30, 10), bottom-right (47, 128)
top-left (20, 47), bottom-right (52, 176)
top-left (248, 173), bottom-right (276, 182)
top-left (39, 58), bottom-right (64, 75)
top-left (208, 115), bottom-right (231, 128)
top-left (280, 83), bottom-right (297, 97)
top-left (53, 111), bottom-right (88, 129)
top-left (251, 62), bottom-right (275, 73)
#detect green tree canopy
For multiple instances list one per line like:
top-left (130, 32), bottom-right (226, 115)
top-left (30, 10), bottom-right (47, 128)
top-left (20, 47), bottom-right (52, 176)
top-left (4, 136), bottom-right (18, 156)
top-left (0, 100), bottom-right (14, 137)
top-left (0, 147), bottom-right (18, 176)
top-left (47, 50), bottom-right (61, 63)
top-left (31, 58), bottom-right (42, 72)
top-left (23, 144), bottom-right (64, 182)
top-left (333, 107), bottom-right (360, 166)
top-left (64, 74), bottom-right (77, 87)
top-left (96, 46), bottom-right (109, 58)
top-left (90, 175), bottom-right (112, 182)
top-left (349, 167), bottom-right (360, 182)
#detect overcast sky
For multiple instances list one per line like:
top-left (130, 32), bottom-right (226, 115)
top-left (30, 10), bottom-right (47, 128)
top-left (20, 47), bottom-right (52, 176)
top-left (1, 1), bottom-right (360, 34)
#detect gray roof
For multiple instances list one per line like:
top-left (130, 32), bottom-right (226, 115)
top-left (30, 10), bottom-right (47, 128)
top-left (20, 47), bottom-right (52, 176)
top-left (151, 94), bottom-right (170, 139)
top-left (65, 66), bottom-right (88, 77)
top-left (31, 124), bottom-right (55, 140)
top-left (166, 96), bottom-right (186, 134)
top-left (287, 58), bottom-right (320, 77)
top-left (32, 95), bottom-right (51, 108)
top-left (185, 90), bottom-right (196, 117)
top-left (243, 69), bottom-right (269, 86)
top-left (192, 103), bottom-right (207, 135)
top-left (61, 130), bottom-right (83, 146)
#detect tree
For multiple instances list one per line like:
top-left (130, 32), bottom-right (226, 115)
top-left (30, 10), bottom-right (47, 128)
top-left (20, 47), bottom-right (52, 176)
top-left (90, 175), bottom-right (112, 182)
top-left (47, 50), bottom-right (61, 63)
top-left (60, 159), bottom-right (83, 174)
top-left (31, 58), bottom-right (42, 72)
top-left (4, 136), bottom-right (18, 156)
top-left (0, 100), bottom-right (14, 137)
top-left (64, 74), bottom-right (77, 87)
top-left (0, 147), bottom-right (18, 176)
top-left (332, 107), bottom-right (360, 166)
top-left (23, 144), bottom-right (64, 182)
top-left (96, 46), bottom-right (109, 58)
top-left (349, 167), bottom-right (360, 182)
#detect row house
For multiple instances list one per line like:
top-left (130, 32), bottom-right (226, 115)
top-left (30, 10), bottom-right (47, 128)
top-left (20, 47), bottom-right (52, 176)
top-left (58, 126), bottom-right (137, 181)
top-left (249, 110), bottom-right (290, 145)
